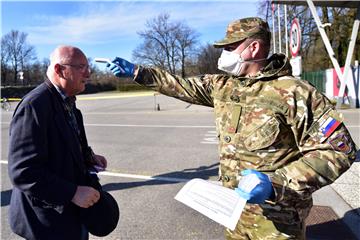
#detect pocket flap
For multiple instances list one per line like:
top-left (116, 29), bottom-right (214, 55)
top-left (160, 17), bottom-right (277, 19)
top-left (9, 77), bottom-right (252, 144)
top-left (244, 117), bottom-right (280, 151)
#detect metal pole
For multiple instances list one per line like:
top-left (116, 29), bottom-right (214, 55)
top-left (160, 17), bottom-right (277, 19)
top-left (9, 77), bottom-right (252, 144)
top-left (278, 4), bottom-right (282, 53)
top-left (272, 3), bottom-right (276, 53)
top-left (337, 4), bottom-right (360, 108)
top-left (154, 93), bottom-right (157, 111)
top-left (284, 4), bottom-right (288, 57)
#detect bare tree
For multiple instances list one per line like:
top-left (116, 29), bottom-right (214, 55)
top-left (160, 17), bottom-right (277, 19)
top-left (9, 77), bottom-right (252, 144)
top-left (1, 30), bottom-right (37, 85)
top-left (175, 23), bottom-right (199, 77)
top-left (133, 13), bottom-right (199, 77)
top-left (1, 38), bottom-right (10, 85)
top-left (27, 58), bottom-right (49, 86)
top-left (197, 43), bottom-right (222, 74)
top-left (257, 1), bottom-right (359, 71)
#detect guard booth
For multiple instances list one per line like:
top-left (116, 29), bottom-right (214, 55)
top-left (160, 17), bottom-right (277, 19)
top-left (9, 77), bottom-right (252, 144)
top-left (272, 0), bottom-right (360, 108)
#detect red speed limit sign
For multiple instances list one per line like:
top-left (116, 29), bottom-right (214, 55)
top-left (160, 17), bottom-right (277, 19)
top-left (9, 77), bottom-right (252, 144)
top-left (290, 18), bottom-right (301, 57)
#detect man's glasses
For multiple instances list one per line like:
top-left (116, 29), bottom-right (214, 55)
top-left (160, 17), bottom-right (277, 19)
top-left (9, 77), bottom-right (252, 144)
top-left (61, 63), bottom-right (90, 72)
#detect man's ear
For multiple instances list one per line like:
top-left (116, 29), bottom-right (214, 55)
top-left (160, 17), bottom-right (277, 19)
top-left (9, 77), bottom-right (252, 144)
top-left (54, 63), bottom-right (63, 75)
top-left (249, 40), bottom-right (260, 58)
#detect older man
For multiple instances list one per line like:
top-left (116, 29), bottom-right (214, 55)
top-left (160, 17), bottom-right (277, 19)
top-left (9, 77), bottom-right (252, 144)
top-left (8, 45), bottom-right (107, 240)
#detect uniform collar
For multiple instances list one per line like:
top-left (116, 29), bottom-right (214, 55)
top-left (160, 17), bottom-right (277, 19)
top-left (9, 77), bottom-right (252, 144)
top-left (234, 53), bottom-right (292, 87)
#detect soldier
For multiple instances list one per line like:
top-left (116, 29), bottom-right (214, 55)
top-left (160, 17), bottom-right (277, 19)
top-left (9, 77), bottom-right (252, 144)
top-left (107, 17), bottom-right (357, 239)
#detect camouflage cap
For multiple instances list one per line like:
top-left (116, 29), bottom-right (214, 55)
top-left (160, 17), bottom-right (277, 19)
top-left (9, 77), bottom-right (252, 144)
top-left (213, 17), bottom-right (270, 48)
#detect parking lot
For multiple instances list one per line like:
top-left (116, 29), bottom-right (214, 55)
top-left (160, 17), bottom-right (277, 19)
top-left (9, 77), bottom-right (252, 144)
top-left (1, 91), bottom-right (359, 240)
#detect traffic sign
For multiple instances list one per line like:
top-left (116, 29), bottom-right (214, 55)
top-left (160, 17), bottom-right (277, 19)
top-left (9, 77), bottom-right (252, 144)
top-left (290, 18), bottom-right (301, 57)
top-left (290, 56), bottom-right (302, 77)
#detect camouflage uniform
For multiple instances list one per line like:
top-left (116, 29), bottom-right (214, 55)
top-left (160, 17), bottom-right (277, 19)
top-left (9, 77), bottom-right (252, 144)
top-left (133, 18), bottom-right (357, 240)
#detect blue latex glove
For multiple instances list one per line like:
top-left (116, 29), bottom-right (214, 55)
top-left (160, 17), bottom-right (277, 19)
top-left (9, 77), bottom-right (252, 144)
top-left (235, 169), bottom-right (274, 204)
top-left (107, 57), bottom-right (135, 78)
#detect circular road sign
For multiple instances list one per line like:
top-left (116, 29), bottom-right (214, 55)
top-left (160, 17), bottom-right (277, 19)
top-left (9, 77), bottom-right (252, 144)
top-left (290, 18), bottom-right (301, 57)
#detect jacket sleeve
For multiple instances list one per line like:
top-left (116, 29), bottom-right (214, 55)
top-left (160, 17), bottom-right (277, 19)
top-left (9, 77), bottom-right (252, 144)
top-left (270, 83), bottom-right (358, 203)
top-left (8, 100), bottom-right (77, 206)
top-left (134, 66), bottom-right (215, 107)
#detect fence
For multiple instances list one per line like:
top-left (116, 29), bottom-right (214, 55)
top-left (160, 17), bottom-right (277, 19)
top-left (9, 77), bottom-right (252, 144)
top-left (302, 70), bottom-right (326, 94)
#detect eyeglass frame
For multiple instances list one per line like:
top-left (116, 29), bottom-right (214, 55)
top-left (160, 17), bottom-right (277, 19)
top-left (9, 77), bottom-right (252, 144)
top-left (60, 63), bottom-right (91, 72)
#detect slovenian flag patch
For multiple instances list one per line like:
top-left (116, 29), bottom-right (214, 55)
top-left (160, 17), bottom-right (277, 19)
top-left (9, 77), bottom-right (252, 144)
top-left (320, 117), bottom-right (341, 137)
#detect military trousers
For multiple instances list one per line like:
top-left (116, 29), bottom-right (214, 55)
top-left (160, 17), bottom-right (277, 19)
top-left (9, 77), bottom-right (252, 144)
top-left (224, 208), bottom-right (306, 240)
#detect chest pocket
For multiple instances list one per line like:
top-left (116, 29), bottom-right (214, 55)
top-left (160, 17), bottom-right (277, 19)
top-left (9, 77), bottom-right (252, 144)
top-left (243, 117), bottom-right (280, 151)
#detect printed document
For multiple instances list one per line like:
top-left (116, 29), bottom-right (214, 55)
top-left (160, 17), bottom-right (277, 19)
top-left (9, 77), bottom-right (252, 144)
top-left (175, 178), bottom-right (248, 230)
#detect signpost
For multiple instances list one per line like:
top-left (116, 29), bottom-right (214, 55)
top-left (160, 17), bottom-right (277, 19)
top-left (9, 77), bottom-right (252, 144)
top-left (290, 18), bottom-right (301, 57)
top-left (289, 18), bottom-right (302, 77)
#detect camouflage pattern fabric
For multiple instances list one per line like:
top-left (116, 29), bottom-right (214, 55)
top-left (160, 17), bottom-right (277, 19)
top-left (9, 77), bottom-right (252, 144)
top-left (133, 53), bottom-right (357, 239)
top-left (213, 17), bottom-right (271, 48)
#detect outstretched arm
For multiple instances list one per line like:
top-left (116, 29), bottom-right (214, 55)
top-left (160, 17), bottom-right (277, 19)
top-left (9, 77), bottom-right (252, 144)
top-left (107, 57), bottom-right (215, 107)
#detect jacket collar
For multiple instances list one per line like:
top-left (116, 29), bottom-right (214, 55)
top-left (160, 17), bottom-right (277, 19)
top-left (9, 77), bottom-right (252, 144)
top-left (233, 53), bottom-right (292, 87)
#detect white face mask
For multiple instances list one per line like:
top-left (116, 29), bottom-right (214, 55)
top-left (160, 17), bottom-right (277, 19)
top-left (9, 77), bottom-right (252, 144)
top-left (217, 43), bottom-right (267, 76)
top-left (217, 49), bottom-right (246, 76)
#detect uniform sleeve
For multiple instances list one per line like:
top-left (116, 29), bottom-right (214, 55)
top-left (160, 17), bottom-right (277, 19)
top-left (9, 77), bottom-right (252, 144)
top-left (270, 84), bottom-right (358, 203)
top-left (8, 101), bottom-right (77, 205)
top-left (134, 66), bottom-right (214, 107)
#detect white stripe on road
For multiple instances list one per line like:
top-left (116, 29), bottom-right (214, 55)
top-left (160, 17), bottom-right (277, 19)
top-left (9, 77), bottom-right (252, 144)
top-left (98, 171), bottom-right (188, 182)
top-left (1, 122), bottom-right (214, 129)
top-left (201, 130), bottom-right (219, 144)
top-left (0, 160), bottom-right (189, 183)
top-left (1, 121), bottom-right (358, 129)
top-left (84, 123), bottom-right (214, 128)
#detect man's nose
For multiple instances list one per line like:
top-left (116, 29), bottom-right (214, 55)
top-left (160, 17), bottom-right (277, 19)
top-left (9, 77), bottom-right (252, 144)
top-left (84, 68), bottom-right (91, 77)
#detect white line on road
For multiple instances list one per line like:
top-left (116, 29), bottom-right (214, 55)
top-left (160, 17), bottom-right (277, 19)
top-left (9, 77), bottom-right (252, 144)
top-left (2, 121), bottom-right (359, 129)
top-left (200, 141), bottom-right (218, 144)
top-left (1, 122), bottom-right (214, 128)
top-left (201, 130), bottom-right (219, 144)
top-left (84, 123), bottom-right (215, 128)
top-left (0, 160), bottom-right (189, 183)
top-left (98, 171), bottom-right (189, 182)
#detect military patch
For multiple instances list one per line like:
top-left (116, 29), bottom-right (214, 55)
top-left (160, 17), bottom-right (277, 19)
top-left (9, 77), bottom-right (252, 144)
top-left (307, 108), bottom-right (344, 143)
top-left (320, 117), bottom-right (341, 137)
top-left (328, 133), bottom-right (352, 154)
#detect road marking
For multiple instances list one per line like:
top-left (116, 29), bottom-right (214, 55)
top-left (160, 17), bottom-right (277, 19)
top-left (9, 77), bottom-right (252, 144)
top-left (2, 122), bottom-right (358, 128)
top-left (98, 171), bottom-right (189, 182)
top-left (1, 121), bottom-right (215, 129)
top-left (0, 92), bottom-right (156, 103)
top-left (201, 130), bottom-right (218, 144)
top-left (77, 92), bottom-right (155, 100)
top-left (84, 123), bottom-right (215, 128)
top-left (0, 160), bottom-right (189, 183)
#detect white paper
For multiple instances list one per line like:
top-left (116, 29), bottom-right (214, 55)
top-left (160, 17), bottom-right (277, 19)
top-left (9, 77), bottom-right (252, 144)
top-left (174, 178), bottom-right (247, 230)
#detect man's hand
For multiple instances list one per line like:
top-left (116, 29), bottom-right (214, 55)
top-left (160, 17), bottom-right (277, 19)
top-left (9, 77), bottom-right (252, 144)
top-left (71, 186), bottom-right (100, 208)
top-left (107, 57), bottom-right (135, 78)
top-left (235, 169), bottom-right (274, 204)
top-left (93, 153), bottom-right (107, 171)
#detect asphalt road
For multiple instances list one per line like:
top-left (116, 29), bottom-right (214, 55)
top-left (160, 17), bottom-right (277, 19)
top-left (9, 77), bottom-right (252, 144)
top-left (1, 91), bottom-right (359, 240)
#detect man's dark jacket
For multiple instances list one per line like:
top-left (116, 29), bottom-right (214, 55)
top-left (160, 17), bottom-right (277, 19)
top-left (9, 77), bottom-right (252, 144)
top-left (8, 80), bottom-right (90, 240)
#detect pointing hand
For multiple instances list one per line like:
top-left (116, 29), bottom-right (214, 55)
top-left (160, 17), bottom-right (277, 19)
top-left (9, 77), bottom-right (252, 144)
top-left (107, 57), bottom-right (135, 78)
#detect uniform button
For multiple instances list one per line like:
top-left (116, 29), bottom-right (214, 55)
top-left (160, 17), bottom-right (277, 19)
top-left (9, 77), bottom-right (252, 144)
top-left (224, 136), bottom-right (231, 142)
top-left (224, 176), bottom-right (230, 182)
top-left (230, 95), bottom-right (240, 102)
top-left (240, 81), bottom-right (245, 86)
